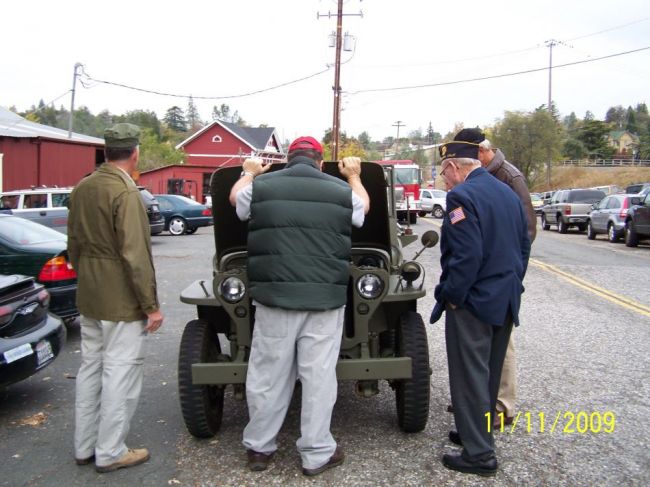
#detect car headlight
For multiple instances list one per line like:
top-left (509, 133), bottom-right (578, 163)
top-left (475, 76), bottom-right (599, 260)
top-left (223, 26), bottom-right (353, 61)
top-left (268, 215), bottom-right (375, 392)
top-left (356, 274), bottom-right (384, 299)
top-left (219, 277), bottom-right (246, 303)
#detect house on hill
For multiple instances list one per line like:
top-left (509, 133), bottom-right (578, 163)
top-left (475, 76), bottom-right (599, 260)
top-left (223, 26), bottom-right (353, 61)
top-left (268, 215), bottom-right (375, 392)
top-left (0, 107), bottom-right (104, 191)
top-left (137, 120), bottom-right (284, 203)
top-left (607, 130), bottom-right (639, 159)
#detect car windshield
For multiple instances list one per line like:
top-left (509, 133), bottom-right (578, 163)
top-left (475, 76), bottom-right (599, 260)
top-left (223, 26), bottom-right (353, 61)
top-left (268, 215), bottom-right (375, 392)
top-left (0, 216), bottom-right (66, 245)
top-left (567, 191), bottom-right (606, 204)
top-left (530, 194), bottom-right (542, 202)
top-left (394, 168), bottom-right (419, 185)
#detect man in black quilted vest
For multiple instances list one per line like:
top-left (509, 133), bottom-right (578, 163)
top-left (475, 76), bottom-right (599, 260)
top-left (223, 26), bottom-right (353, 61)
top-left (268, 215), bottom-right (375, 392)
top-left (229, 136), bottom-right (369, 476)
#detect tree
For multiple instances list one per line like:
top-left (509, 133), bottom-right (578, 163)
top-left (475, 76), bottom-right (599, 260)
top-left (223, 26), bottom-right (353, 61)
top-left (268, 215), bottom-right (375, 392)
top-left (426, 122), bottom-right (441, 145)
top-left (138, 128), bottom-right (186, 171)
top-left (163, 106), bottom-right (187, 132)
top-left (212, 103), bottom-right (245, 125)
top-left (626, 106), bottom-right (638, 133)
top-left (115, 110), bottom-right (161, 137)
top-left (492, 109), bottom-right (563, 186)
top-left (186, 96), bottom-right (202, 131)
top-left (576, 120), bottom-right (614, 159)
top-left (605, 105), bottom-right (626, 128)
top-left (358, 131), bottom-right (371, 150)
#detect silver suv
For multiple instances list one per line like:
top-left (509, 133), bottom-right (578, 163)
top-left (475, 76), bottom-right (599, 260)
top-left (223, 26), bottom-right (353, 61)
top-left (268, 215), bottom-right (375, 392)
top-left (0, 187), bottom-right (72, 233)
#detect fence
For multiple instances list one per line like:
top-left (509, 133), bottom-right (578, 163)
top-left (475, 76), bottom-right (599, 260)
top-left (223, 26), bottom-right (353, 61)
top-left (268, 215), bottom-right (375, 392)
top-left (556, 159), bottom-right (650, 167)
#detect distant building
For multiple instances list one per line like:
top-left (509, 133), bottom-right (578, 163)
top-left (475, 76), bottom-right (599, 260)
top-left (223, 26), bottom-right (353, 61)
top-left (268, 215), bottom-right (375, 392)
top-left (0, 107), bottom-right (104, 191)
top-left (607, 130), bottom-right (639, 159)
top-left (137, 120), bottom-right (284, 203)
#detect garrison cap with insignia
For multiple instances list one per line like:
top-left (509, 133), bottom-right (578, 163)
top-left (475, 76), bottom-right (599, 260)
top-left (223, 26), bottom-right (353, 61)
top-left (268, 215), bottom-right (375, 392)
top-left (104, 123), bottom-right (140, 149)
top-left (438, 141), bottom-right (480, 161)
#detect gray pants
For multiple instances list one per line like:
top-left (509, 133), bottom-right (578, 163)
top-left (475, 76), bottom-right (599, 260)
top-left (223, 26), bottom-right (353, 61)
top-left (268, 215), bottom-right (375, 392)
top-left (445, 307), bottom-right (512, 460)
top-left (74, 316), bottom-right (146, 466)
top-left (242, 303), bottom-right (344, 470)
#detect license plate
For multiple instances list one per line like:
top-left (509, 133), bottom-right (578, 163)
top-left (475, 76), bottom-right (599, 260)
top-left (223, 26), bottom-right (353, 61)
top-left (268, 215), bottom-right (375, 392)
top-left (35, 340), bottom-right (54, 366)
top-left (3, 343), bottom-right (33, 364)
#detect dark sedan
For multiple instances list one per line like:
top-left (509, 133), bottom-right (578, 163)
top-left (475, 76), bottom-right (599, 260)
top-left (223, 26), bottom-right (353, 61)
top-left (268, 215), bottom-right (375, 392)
top-left (154, 194), bottom-right (213, 236)
top-left (0, 274), bottom-right (66, 388)
top-left (0, 215), bottom-right (78, 323)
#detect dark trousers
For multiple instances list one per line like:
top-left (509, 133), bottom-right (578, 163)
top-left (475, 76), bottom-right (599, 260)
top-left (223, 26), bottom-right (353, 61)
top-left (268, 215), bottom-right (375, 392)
top-left (445, 307), bottom-right (513, 460)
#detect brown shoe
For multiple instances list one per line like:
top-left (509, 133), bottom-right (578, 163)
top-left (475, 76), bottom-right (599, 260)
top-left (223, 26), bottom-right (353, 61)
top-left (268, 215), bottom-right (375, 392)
top-left (95, 448), bottom-right (150, 473)
top-left (75, 454), bottom-right (95, 465)
top-left (302, 447), bottom-right (345, 477)
top-left (493, 413), bottom-right (514, 430)
top-left (247, 450), bottom-right (273, 472)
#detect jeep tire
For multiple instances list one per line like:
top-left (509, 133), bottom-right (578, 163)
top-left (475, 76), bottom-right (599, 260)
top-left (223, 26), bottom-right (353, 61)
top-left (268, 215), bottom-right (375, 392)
top-left (178, 319), bottom-right (224, 438)
top-left (395, 311), bottom-right (430, 433)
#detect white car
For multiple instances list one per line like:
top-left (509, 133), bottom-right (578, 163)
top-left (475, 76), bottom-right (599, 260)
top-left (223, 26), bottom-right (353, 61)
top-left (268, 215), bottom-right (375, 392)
top-left (419, 188), bottom-right (447, 218)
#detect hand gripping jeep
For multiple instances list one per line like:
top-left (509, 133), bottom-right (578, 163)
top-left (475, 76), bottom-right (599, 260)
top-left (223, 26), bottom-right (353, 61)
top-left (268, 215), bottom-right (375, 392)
top-left (177, 161), bottom-right (438, 438)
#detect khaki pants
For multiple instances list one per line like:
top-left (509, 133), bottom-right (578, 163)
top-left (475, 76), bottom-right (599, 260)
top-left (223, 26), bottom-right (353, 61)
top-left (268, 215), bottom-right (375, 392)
top-left (243, 304), bottom-right (344, 470)
top-left (74, 316), bottom-right (146, 466)
top-left (496, 332), bottom-right (517, 416)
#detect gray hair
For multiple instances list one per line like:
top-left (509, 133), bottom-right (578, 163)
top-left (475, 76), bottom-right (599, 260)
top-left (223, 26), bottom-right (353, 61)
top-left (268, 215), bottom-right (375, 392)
top-left (479, 139), bottom-right (492, 149)
top-left (448, 157), bottom-right (481, 167)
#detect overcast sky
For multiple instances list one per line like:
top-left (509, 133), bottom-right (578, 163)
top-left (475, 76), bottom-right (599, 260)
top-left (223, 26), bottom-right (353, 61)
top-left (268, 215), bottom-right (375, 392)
top-left (2, 0), bottom-right (649, 142)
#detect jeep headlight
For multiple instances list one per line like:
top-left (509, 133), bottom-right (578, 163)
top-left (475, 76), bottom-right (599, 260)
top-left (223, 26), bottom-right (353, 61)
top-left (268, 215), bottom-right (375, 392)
top-left (356, 273), bottom-right (384, 299)
top-left (219, 277), bottom-right (246, 303)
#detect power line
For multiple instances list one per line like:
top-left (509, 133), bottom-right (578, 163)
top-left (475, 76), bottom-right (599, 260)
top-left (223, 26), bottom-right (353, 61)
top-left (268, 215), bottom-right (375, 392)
top-left (347, 46), bottom-right (650, 95)
top-left (565, 16), bottom-right (650, 42)
top-left (80, 67), bottom-right (331, 100)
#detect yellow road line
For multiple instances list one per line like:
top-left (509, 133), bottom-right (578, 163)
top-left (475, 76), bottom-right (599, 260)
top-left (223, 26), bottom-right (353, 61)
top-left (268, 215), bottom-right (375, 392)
top-left (418, 218), bottom-right (650, 317)
top-left (529, 258), bottom-right (650, 317)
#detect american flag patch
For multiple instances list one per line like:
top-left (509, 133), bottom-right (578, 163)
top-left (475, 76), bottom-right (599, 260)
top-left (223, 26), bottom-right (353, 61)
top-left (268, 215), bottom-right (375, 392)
top-left (449, 206), bottom-right (466, 224)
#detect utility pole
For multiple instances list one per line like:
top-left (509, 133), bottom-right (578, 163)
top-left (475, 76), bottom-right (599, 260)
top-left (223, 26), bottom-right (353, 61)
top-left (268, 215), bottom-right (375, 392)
top-left (68, 62), bottom-right (83, 139)
top-left (392, 121), bottom-right (405, 157)
top-left (318, 2), bottom-right (362, 161)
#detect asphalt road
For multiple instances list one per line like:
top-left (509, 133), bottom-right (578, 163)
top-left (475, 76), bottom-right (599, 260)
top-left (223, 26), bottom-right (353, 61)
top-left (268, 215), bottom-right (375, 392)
top-left (1, 219), bottom-right (649, 487)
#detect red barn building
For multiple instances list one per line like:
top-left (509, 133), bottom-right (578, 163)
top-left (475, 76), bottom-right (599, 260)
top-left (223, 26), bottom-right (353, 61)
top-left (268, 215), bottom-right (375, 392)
top-left (137, 120), bottom-right (284, 203)
top-left (0, 107), bottom-right (104, 191)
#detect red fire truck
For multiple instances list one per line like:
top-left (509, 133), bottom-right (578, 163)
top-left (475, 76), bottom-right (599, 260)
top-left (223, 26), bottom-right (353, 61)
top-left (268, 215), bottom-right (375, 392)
top-left (374, 160), bottom-right (422, 224)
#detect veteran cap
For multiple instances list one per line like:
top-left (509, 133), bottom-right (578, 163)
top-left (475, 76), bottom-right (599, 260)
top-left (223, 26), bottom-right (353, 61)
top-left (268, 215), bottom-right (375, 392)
top-left (104, 123), bottom-right (140, 149)
top-left (438, 141), bottom-right (480, 161)
top-left (454, 127), bottom-right (486, 145)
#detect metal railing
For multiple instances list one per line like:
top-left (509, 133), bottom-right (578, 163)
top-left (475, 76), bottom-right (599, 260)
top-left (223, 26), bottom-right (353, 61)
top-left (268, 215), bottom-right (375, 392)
top-left (556, 159), bottom-right (650, 167)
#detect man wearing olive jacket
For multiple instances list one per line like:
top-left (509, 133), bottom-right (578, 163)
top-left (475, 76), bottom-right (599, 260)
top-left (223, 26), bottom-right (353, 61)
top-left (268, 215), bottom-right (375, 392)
top-left (68, 123), bottom-right (164, 473)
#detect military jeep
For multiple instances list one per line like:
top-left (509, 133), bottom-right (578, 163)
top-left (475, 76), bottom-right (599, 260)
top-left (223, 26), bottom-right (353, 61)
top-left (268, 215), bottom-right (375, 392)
top-left (178, 161), bottom-right (438, 438)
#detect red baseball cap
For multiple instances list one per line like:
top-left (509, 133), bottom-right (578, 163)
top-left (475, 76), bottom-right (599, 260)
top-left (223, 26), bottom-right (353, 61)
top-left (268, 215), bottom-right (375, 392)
top-left (288, 136), bottom-right (323, 154)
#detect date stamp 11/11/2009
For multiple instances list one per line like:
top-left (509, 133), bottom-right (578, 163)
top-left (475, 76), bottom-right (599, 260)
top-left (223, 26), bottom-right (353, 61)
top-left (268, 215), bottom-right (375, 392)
top-left (486, 411), bottom-right (616, 434)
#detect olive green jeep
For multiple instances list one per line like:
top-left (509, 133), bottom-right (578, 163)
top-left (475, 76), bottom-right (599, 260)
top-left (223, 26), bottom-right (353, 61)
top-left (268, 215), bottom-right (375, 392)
top-left (178, 161), bottom-right (438, 438)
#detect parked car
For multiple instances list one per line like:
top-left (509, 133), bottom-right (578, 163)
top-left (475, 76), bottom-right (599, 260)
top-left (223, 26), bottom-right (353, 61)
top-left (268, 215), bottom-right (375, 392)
top-left (586, 194), bottom-right (642, 242)
top-left (0, 274), bottom-right (66, 388)
top-left (0, 186), bottom-right (164, 236)
top-left (0, 187), bottom-right (72, 233)
top-left (530, 193), bottom-right (544, 215)
top-left (154, 194), bottom-right (213, 236)
top-left (419, 188), bottom-right (446, 218)
top-left (0, 215), bottom-right (78, 323)
top-left (590, 185), bottom-right (623, 196)
top-left (541, 189), bottom-right (606, 233)
top-left (541, 190), bottom-right (556, 205)
top-left (138, 188), bottom-right (165, 235)
top-left (625, 182), bottom-right (650, 194)
top-left (624, 192), bottom-right (650, 247)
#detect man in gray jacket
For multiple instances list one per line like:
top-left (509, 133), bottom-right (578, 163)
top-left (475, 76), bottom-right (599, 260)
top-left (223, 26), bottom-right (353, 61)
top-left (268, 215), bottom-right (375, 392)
top-left (452, 128), bottom-right (537, 428)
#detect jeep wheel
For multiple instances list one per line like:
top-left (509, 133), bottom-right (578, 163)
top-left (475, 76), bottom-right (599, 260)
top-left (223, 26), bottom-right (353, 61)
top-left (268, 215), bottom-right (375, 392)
top-left (541, 214), bottom-right (550, 231)
top-left (558, 217), bottom-right (568, 234)
top-left (178, 319), bottom-right (224, 438)
top-left (169, 217), bottom-right (187, 236)
top-left (433, 206), bottom-right (444, 219)
top-left (624, 220), bottom-right (639, 247)
top-left (395, 311), bottom-right (430, 433)
top-left (409, 212), bottom-right (417, 224)
top-left (587, 221), bottom-right (596, 240)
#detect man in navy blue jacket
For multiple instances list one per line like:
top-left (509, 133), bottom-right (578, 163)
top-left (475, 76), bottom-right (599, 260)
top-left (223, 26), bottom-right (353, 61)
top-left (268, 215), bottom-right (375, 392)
top-left (430, 141), bottom-right (530, 476)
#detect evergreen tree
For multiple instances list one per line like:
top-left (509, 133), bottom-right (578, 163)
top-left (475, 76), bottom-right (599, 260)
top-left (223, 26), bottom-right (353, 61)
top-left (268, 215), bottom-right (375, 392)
top-left (186, 96), bottom-right (202, 131)
top-left (163, 106), bottom-right (187, 132)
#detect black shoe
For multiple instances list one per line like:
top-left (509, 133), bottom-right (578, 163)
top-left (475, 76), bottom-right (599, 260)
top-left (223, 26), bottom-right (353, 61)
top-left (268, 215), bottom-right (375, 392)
top-left (247, 450), bottom-right (273, 472)
top-left (448, 431), bottom-right (462, 446)
top-left (442, 453), bottom-right (497, 477)
top-left (302, 447), bottom-right (344, 477)
top-left (446, 404), bottom-right (454, 413)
